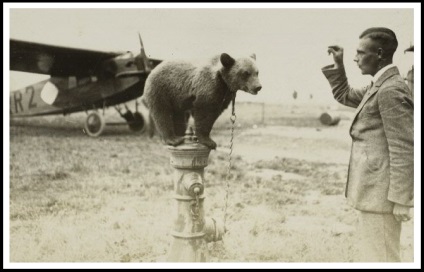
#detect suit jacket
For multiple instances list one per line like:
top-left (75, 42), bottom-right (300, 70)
top-left (322, 65), bottom-right (414, 213)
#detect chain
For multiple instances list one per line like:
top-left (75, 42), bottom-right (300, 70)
top-left (223, 95), bottom-right (236, 228)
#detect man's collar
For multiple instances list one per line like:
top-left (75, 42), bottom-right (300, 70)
top-left (372, 63), bottom-right (396, 83)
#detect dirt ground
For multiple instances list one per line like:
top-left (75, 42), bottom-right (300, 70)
top-left (7, 103), bottom-right (415, 267)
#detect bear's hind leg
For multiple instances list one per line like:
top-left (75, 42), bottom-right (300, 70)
top-left (151, 110), bottom-right (183, 146)
top-left (192, 109), bottom-right (219, 149)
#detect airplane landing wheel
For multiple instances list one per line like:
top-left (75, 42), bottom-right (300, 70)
top-left (84, 112), bottom-right (105, 137)
top-left (129, 112), bottom-right (145, 132)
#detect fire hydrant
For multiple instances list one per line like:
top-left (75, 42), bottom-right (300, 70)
top-left (167, 127), bottom-right (225, 262)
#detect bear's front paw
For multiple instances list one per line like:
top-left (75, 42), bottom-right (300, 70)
top-left (197, 137), bottom-right (217, 150)
top-left (165, 136), bottom-right (185, 147)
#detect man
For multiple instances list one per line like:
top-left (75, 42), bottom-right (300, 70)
top-left (322, 27), bottom-right (414, 262)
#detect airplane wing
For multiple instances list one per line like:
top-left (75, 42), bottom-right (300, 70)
top-left (10, 39), bottom-right (124, 77)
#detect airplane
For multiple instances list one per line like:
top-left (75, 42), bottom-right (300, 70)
top-left (9, 35), bottom-right (162, 136)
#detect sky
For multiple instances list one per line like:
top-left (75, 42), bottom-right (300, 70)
top-left (5, 3), bottom-right (419, 106)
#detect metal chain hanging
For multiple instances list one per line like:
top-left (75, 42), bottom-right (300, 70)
top-left (223, 94), bottom-right (236, 228)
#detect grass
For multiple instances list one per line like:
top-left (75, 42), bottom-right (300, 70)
top-left (7, 102), bottom-right (414, 265)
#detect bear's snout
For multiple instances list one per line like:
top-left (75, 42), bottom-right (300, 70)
top-left (248, 85), bottom-right (262, 95)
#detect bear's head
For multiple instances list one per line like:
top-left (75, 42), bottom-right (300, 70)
top-left (219, 53), bottom-right (262, 95)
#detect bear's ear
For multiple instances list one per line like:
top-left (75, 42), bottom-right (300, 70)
top-left (250, 53), bottom-right (256, 60)
top-left (220, 53), bottom-right (235, 68)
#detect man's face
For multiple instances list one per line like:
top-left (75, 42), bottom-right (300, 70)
top-left (354, 37), bottom-right (379, 76)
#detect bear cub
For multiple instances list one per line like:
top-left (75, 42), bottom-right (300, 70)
top-left (143, 53), bottom-right (262, 149)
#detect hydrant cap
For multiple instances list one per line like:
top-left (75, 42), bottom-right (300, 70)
top-left (167, 126), bottom-right (211, 151)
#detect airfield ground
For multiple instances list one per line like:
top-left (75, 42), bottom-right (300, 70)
top-left (8, 102), bottom-right (414, 264)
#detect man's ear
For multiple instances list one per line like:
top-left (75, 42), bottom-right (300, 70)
top-left (377, 48), bottom-right (384, 59)
top-left (220, 53), bottom-right (235, 68)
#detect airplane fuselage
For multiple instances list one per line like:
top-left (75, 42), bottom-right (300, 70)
top-left (10, 54), bottom-right (147, 117)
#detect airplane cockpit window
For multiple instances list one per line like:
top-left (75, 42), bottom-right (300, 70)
top-left (77, 77), bottom-right (91, 86)
top-left (69, 76), bottom-right (98, 89)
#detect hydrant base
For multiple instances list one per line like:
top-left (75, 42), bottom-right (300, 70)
top-left (168, 239), bottom-right (208, 262)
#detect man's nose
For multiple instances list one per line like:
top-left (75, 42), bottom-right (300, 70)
top-left (354, 56), bottom-right (359, 62)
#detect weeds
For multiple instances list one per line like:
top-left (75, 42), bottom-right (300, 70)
top-left (8, 105), bottom-right (413, 263)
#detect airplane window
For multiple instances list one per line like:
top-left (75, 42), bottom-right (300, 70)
top-left (77, 77), bottom-right (91, 86)
top-left (68, 76), bottom-right (77, 89)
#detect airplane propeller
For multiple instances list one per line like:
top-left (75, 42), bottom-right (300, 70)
top-left (135, 33), bottom-right (151, 73)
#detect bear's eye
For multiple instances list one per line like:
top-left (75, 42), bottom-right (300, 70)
top-left (243, 71), bottom-right (251, 78)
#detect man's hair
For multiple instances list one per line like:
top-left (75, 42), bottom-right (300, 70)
top-left (359, 27), bottom-right (398, 59)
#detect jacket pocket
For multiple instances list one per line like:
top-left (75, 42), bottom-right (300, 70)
top-left (364, 147), bottom-right (384, 173)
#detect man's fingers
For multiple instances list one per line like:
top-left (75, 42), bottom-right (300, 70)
top-left (327, 45), bottom-right (343, 57)
top-left (328, 45), bottom-right (343, 51)
top-left (394, 215), bottom-right (408, 222)
top-left (327, 48), bottom-right (336, 55)
top-left (394, 214), bottom-right (412, 222)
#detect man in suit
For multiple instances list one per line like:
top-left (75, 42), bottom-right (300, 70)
top-left (322, 27), bottom-right (414, 262)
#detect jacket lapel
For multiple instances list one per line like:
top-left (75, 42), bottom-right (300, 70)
top-left (350, 67), bottom-right (400, 128)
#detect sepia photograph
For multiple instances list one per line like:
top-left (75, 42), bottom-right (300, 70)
top-left (4, 3), bottom-right (420, 269)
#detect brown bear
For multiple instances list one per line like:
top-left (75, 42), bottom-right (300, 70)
top-left (142, 53), bottom-right (262, 149)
